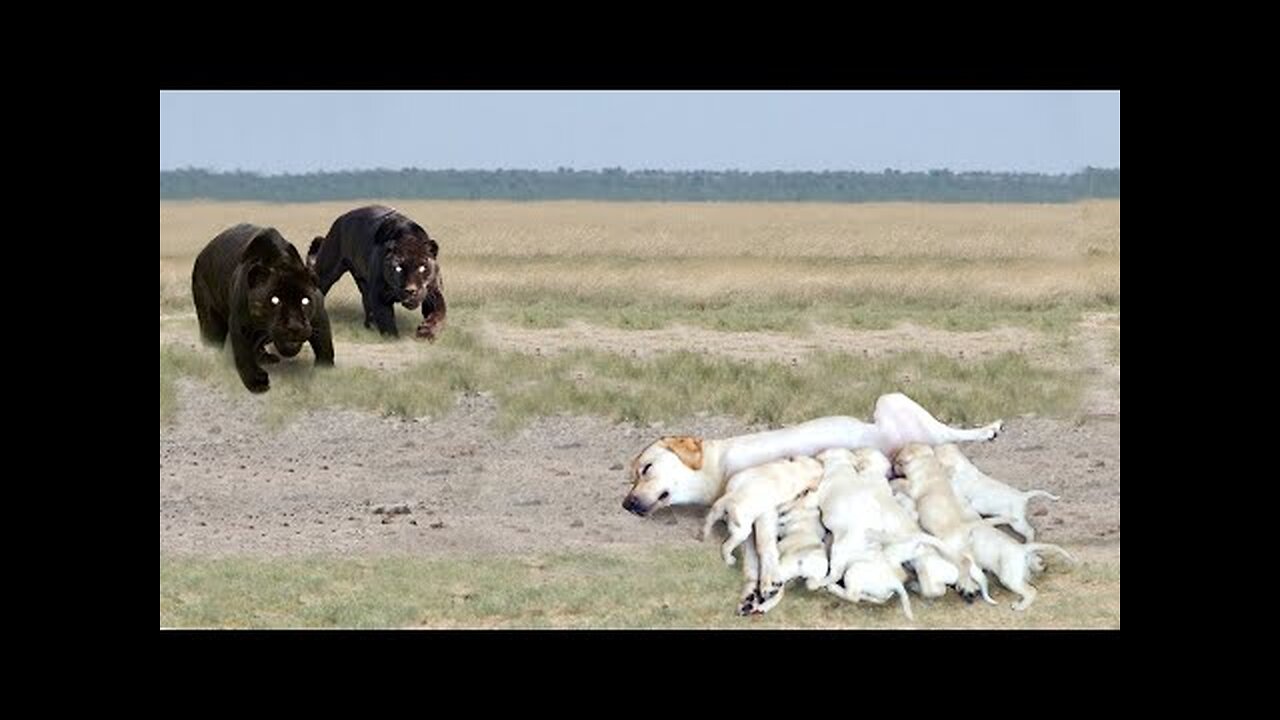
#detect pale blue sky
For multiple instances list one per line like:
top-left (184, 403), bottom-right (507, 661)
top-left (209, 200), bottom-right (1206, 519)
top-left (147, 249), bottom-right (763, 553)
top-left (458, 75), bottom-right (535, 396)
top-left (159, 91), bottom-right (1119, 174)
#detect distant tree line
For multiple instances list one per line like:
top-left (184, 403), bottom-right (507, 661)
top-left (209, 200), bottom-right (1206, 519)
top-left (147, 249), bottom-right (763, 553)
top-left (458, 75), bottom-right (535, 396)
top-left (160, 167), bottom-right (1119, 202)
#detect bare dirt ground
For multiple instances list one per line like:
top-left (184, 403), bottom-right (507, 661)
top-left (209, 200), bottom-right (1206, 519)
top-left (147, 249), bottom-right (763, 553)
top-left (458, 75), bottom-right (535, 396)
top-left (159, 315), bottom-right (1119, 561)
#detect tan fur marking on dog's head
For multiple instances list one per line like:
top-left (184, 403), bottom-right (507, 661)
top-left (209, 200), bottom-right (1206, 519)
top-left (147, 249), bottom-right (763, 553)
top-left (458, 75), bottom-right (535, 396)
top-left (659, 435), bottom-right (704, 470)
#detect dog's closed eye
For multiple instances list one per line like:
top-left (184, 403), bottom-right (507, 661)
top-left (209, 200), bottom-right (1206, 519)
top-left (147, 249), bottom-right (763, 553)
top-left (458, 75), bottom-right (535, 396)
top-left (642, 463), bottom-right (652, 475)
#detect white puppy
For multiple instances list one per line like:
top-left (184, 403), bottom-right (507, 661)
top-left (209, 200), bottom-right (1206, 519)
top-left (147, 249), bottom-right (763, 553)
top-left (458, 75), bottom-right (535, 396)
top-left (814, 448), bottom-right (969, 607)
top-left (829, 530), bottom-right (956, 621)
top-left (933, 444), bottom-right (1060, 541)
top-left (968, 524), bottom-right (1076, 610)
top-left (895, 443), bottom-right (1000, 604)
top-left (701, 456), bottom-right (823, 572)
top-left (741, 488), bottom-right (830, 615)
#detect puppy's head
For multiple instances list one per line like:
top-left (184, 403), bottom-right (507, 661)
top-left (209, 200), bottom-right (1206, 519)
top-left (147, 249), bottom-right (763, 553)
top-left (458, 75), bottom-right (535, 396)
top-left (931, 443), bottom-right (966, 468)
top-left (850, 448), bottom-right (892, 480)
top-left (892, 443), bottom-right (934, 477)
top-left (787, 455), bottom-right (823, 475)
top-left (816, 448), bottom-right (855, 466)
top-left (622, 435), bottom-right (704, 517)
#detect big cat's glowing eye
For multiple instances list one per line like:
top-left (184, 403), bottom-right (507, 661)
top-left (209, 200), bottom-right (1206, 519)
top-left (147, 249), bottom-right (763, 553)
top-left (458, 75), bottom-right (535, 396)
top-left (418, 265), bottom-right (426, 273)
top-left (301, 297), bottom-right (310, 306)
top-left (270, 296), bottom-right (280, 305)
top-left (395, 265), bottom-right (402, 272)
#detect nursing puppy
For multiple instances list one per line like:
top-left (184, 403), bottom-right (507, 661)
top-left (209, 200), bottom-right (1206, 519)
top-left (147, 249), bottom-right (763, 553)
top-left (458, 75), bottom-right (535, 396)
top-left (968, 524), bottom-right (1076, 610)
top-left (815, 448), bottom-right (963, 618)
top-left (895, 443), bottom-right (999, 604)
top-left (701, 457), bottom-right (823, 577)
top-left (933, 443), bottom-right (1060, 541)
top-left (824, 532), bottom-right (948, 622)
top-left (740, 488), bottom-right (829, 615)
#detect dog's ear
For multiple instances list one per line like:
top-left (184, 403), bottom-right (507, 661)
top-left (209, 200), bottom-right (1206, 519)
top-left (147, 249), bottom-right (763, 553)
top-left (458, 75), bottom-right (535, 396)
top-left (661, 436), bottom-right (704, 470)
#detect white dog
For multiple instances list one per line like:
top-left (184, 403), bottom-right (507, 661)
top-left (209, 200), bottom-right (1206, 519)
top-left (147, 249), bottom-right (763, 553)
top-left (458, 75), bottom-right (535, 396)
top-left (968, 524), bottom-right (1076, 610)
top-left (933, 443), bottom-right (1060, 541)
top-left (624, 393), bottom-right (1004, 519)
top-left (624, 393), bottom-right (1003, 607)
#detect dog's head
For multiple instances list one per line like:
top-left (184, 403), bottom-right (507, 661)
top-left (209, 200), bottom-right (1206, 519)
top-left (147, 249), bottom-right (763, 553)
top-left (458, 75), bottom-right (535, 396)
top-left (622, 435), bottom-right (704, 517)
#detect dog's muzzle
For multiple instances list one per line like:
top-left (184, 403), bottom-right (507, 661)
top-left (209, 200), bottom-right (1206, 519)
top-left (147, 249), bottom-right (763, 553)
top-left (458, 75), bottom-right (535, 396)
top-left (622, 495), bottom-right (648, 516)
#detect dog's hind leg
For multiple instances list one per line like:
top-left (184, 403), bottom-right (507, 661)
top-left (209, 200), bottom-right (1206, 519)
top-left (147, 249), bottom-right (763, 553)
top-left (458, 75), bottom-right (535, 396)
top-left (753, 511), bottom-right (784, 595)
top-left (720, 519), bottom-right (752, 566)
top-left (1010, 582), bottom-right (1038, 611)
top-left (737, 539), bottom-right (762, 613)
top-left (968, 562), bottom-right (998, 605)
top-left (872, 392), bottom-right (1004, 448)
top-left (1011, 516), bottom-right (1037, 542)
top-left (893, 580), bottom-right (915, 621)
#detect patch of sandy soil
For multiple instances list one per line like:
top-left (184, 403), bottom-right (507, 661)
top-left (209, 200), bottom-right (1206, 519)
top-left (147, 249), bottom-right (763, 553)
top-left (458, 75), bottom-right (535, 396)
top-left (160, 381), bottom-right (1119, 559)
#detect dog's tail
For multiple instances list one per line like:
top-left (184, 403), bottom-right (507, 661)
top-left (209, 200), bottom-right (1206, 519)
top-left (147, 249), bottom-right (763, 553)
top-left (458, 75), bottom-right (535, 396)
top-left (1023, 489), bottom-right (1061, 502)
top-left (306, 236), bottom-right (325, 269)
top-left (1027, 543), bottom-right (1077, 569)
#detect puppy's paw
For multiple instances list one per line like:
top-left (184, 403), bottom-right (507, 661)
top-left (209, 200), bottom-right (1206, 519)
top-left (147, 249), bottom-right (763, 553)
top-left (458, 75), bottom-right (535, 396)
top-left (257, 352), bottom-right (281, 365)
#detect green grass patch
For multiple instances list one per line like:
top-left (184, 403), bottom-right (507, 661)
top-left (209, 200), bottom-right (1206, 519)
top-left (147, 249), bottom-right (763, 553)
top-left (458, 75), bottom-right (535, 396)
top-left (160, 546), bottom-right (1118, 629)
top-left (159, 327), bottom-right (1083, 430)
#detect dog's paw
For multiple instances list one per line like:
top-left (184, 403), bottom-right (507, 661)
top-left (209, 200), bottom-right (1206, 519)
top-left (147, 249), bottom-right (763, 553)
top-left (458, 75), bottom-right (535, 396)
top-left (724, 555), bottom-right (737, 567)
top-left (257, 352), bottom-right (281, 365)
top-left (988, 419), bottom-right (1005, 440)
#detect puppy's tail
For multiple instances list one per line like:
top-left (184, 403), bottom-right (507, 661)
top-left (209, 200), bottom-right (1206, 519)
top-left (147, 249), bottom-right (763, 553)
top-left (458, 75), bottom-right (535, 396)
top-left (306, 236), bottom-right (325, 269)
top-left (1023, 489), bottom-right (1061, 502)
top-left (1027, 543), bottom-right (1077, 569)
